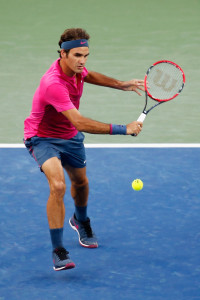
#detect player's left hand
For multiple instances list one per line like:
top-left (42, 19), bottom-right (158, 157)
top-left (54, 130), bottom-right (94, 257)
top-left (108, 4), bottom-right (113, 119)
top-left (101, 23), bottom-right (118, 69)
top-left (120, 79), bottom-right (145, 96)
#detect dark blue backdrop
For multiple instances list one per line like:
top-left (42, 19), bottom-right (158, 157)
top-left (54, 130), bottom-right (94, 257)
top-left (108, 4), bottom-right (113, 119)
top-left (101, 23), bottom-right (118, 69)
top-left (0, 147), bottom-right (200, 300)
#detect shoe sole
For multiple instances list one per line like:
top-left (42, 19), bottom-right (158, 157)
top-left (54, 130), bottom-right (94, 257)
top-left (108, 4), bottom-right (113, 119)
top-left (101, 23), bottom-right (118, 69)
top-left (53, 262), bottom-right (75, 271)
top-left (69, 219), bottom-right (98, 249)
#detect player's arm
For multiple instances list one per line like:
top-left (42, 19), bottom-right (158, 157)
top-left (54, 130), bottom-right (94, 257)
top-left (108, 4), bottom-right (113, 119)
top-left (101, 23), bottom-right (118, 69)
top-left (84, 71), bottom-right (145, 96)
top-left (62, 108), bottom-right (142, 135)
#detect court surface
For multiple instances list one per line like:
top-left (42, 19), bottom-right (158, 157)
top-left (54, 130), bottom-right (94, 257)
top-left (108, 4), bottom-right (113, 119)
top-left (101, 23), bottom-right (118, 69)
top-left (0, 145), bottom-right (200, 300)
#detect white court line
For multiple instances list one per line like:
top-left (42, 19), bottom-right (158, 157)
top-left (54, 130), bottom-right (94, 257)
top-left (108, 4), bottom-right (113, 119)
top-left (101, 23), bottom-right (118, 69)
top-left (0, 143), bottom-right (200, 148)
top-left (85, 143), bottom-right (200, 148)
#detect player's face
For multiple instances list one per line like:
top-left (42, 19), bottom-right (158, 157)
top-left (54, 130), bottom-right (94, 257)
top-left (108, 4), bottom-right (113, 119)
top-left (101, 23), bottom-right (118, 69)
top-left (61, 47), bottom-right (89, 76)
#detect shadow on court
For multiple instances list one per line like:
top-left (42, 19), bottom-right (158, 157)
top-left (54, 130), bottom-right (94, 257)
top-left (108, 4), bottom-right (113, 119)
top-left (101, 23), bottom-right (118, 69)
top-left (0, 147), bottom-right (200, 300)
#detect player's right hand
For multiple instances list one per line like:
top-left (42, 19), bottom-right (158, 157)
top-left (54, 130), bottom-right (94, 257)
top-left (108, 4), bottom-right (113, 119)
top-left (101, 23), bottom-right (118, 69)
top-left (126, 121), bottom-right (143, 135)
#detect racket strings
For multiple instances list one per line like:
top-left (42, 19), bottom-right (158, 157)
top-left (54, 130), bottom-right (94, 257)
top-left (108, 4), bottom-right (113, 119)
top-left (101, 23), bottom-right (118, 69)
top-left (147, 63), bottom-right (184, 101)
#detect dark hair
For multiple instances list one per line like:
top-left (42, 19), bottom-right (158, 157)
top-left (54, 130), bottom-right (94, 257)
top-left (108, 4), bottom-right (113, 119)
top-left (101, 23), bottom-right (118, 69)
top-left (57, 28), bottom-right (90, 57)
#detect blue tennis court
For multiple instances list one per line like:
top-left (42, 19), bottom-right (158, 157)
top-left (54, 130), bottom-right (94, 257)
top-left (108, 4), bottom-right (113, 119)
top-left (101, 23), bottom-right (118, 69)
top-left (0, 146), bottom-right (200, 300)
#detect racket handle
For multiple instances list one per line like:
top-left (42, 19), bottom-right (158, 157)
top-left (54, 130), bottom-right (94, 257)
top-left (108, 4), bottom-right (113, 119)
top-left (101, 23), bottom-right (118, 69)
top-left (137, 112), bottom-right (146, 122)
top-left (132, 113), bottom-right (146, 137)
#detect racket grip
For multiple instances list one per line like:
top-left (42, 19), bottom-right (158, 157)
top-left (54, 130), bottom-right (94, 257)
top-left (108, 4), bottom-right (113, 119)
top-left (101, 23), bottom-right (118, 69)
top-left (137, 112), bottom-right (146, 122)
top-left (132, 113), bottom-right (146, 137)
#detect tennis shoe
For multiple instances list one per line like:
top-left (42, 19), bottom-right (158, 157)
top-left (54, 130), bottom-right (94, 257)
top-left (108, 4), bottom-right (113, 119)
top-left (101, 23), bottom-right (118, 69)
top-left (52, 247), bottom-right (75, 271)
top-left (69, 215), bottom-right (98, 248)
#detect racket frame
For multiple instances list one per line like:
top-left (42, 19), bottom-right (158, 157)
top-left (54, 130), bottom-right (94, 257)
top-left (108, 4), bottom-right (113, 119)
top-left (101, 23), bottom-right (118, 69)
top-left (132, 60), bottom-right (185, 136)
top-left (144, 60), bottom-right (186, 102)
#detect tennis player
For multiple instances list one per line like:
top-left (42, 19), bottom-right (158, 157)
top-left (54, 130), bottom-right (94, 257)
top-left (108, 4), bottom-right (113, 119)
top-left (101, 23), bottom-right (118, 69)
top-left (24, 28), bottom-right (144, 271)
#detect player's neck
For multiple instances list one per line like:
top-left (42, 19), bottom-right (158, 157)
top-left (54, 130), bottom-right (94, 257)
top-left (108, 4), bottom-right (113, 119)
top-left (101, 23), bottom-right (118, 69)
top-left (59, 59), bottom-right (76, 77)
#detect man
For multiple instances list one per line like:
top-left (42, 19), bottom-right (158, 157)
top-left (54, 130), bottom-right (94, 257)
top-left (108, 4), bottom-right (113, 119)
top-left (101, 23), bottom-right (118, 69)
top-left (24, 28), bottom-right (144, 271)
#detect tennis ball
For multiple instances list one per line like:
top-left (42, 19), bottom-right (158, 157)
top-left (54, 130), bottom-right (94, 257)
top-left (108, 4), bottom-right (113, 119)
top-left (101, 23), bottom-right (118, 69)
top-left (132, 179), bottom-right (143, 191)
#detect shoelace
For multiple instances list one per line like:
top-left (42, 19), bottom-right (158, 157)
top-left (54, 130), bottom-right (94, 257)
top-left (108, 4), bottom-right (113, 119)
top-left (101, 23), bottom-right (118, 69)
top-left (54, 248), bottom-right (69, 260)
top-left (82, 220), bottom-right (93, 238)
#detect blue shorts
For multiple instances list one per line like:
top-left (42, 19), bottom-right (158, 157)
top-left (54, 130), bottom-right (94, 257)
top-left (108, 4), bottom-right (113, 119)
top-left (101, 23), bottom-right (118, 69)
top-left (24, 132), bottom-right (86, 170)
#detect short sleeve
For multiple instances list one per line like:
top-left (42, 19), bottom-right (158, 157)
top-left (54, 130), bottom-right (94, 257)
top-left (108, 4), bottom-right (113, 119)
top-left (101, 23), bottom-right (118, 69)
top-left (45, 83), bottom-right (75, 112)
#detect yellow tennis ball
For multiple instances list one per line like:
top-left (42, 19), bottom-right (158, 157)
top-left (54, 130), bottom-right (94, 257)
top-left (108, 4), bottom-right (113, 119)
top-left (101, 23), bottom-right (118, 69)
top-left (132, 179), bottom-right (143, 191)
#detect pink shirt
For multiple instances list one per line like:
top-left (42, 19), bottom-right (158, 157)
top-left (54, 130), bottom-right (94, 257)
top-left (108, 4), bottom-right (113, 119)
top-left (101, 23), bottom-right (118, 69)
top-left (24, 59), bottom-right (88, 140)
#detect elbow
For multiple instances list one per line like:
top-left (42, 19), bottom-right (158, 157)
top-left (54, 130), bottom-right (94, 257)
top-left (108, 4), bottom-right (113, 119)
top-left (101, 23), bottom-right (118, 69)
top-left (73, 118), bottom-right (86, 132)
top-left (62, 109), bottom-right (87, 131)
top-left (75, 122), bottom-right (84, 132)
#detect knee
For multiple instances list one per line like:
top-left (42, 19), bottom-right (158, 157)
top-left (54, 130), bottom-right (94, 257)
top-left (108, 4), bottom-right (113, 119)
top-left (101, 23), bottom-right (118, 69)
top-left (50, 180), bottom-right (66, 197)
top-left (71, 176), bottom-right (89, 190)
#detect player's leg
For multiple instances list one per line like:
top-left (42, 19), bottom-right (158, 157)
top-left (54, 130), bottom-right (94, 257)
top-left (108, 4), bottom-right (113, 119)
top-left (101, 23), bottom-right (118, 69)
top-left (64, 164), bottom-right (98, 248)
top-left (42, 157), bottom-right (66, 229)
top-left (65, 164), bottom-right (89, 210)
top-left (42, 157), bottom-right (75, 270)
top-left (24, 137), bottom-right (75, 270)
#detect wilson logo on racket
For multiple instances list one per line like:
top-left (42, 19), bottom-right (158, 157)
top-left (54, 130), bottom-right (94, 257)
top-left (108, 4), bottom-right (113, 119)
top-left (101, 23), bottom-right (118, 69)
top-left (153, 70), bottom-right (178, 92)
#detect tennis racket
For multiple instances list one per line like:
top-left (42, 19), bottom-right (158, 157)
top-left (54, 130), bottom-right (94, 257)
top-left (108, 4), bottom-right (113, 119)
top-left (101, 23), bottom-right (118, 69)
top-left (133, 60), bottom-right (185, 135)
